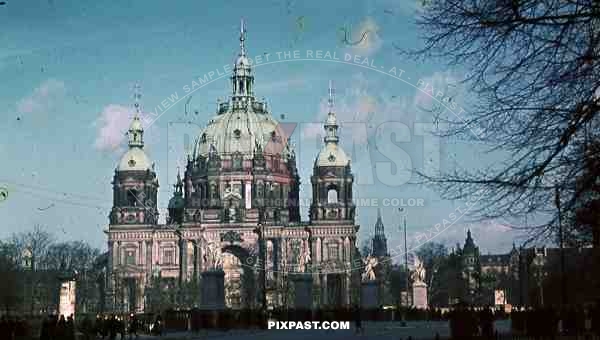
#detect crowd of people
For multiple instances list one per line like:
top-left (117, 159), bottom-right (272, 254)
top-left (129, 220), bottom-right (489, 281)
top-left (0, 316), bottom-right (30, 340)
top-left (511, 304), bottom-right (600, 337)
top-left (447, 305), bottom-right (497, 339)
top-left (0, 312), bottom-right (163, 340)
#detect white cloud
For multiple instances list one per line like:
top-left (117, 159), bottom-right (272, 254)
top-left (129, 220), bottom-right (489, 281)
top-left (16, 79), bottom-right (66, 125)
top-left (301, 73), bottom-right (412, 145)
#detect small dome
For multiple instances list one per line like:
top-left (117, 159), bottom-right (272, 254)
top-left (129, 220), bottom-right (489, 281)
top-left (316, 143), bottom-right (350, 167)
top-left (118, 148), bottom-right (151, 171)
top-left (168, 195), bottom-right (185, 209)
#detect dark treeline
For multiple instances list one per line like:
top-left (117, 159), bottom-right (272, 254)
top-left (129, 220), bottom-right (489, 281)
top-left (0, 224), bottom-right (105, 317)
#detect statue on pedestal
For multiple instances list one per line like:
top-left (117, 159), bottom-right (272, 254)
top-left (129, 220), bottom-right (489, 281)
top-left (204, 241), bottom-right (223, 271)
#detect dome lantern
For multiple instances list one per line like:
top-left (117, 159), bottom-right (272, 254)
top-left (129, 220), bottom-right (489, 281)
top-left (117, 82), bottom-right (153, 171)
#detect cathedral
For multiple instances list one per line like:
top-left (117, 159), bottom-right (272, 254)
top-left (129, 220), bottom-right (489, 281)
top-left (105, 21), bottom-right (359, 313)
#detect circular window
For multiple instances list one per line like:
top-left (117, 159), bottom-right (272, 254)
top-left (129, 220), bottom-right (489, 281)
top-left (234, 129), bottom-right (241, 138)
top-left (328, 154), bottom-right (336, 162)
top-left (128, 159), bottom-right (136, 167)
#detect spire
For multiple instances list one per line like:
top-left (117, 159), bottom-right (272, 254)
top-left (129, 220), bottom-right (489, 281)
top-left (372, 208), bottom-right (388, 257)
top-left (463, 229), bottom-right (477, 254)
top-left (240, 18), bottom-right (246, 57)
top-left (374, 208), bottom-right (385, 236)
top-left (328, 80), bottom-right (335, 111)
top-left (133, 82), bottom-right (142, 116)
top-left (128, 82), bottom-right (144, 148)
top-left (324, 80), bottom-right (339, 145)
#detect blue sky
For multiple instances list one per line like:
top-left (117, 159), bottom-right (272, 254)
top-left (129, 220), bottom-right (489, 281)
top-left (0, 0), bottom-right (523, 257)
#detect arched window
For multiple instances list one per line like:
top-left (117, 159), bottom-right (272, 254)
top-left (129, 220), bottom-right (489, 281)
top-left (327, 186), bottom-right (338, 204)
top-left (127, 190), bottom-right (138, 207)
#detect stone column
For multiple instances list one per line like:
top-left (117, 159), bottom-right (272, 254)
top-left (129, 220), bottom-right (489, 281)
top-left (321, 274), bottom-right (328, 306)
top-left (140, 241), bottom-right (144, 266)
top-left (153, 241), bottom-right (160, 266)
top-left (116, 241), bottom-right (121, 266)
top-left (107, 241), bottom-right (114, 311)
top-left (317, 237), bottom-right (323, 263)
top-left (273, 238), bottom-right (279, 280)
top-left (193, 240), bottom-right (198, 281)
top-left (146, 241), bottom-right (152, 273)
top-left (137, 277), bottom-right (145, 312)
top-left (244, 180), bottom-right (252, 209)
top-left (197, 238), bottom-right (204, 274)
top-left (108, 241), bottom-right (114, 271)
top-left (345, 270), bottom-right (351, 306)
top-left (179, 238), bottom-right (187, 283)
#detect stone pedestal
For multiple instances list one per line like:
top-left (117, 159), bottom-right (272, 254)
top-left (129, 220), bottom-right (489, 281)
top-left (200, 270), bottom-right (225, 310)
top-left (412, 281), bottom-right (428, 309)
top-left (292, 274), bottom-right (313, 309)
top-left (360, 281), bottom-right (379, 309)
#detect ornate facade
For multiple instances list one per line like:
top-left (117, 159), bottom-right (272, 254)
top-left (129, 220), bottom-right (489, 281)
top-left (105, 20), bottom-right (359, 313)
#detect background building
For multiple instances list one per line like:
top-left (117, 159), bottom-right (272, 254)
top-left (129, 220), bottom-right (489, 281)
top-left (452, 230), bottom-right (597, 307)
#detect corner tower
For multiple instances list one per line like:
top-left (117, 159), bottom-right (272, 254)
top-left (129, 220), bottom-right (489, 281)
top-left (310, 81), bottom-right (355, 223)
top-left (110, 83), bottom-right (159, 225)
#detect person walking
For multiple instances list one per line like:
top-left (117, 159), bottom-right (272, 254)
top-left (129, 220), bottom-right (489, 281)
top-left (353, 305), bottom-right (363, 335)
top-left (128, 315), bottom-right (139, 340)
top-left (108, 315), bottom-right (118, 340)
top-left (56, 315), bottom-right (67, 340)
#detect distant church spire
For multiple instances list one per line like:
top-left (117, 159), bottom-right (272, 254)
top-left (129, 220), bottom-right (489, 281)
top-left (375, 208), bottom-right (385, 236)
top-left (372, 208), bottom-right (388, 257)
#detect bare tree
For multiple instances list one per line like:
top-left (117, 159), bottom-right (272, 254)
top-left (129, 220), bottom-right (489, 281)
top-left (11, 224), bottom-right (53, 270)
top-left (404, 0), bottom-right (600, 244)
